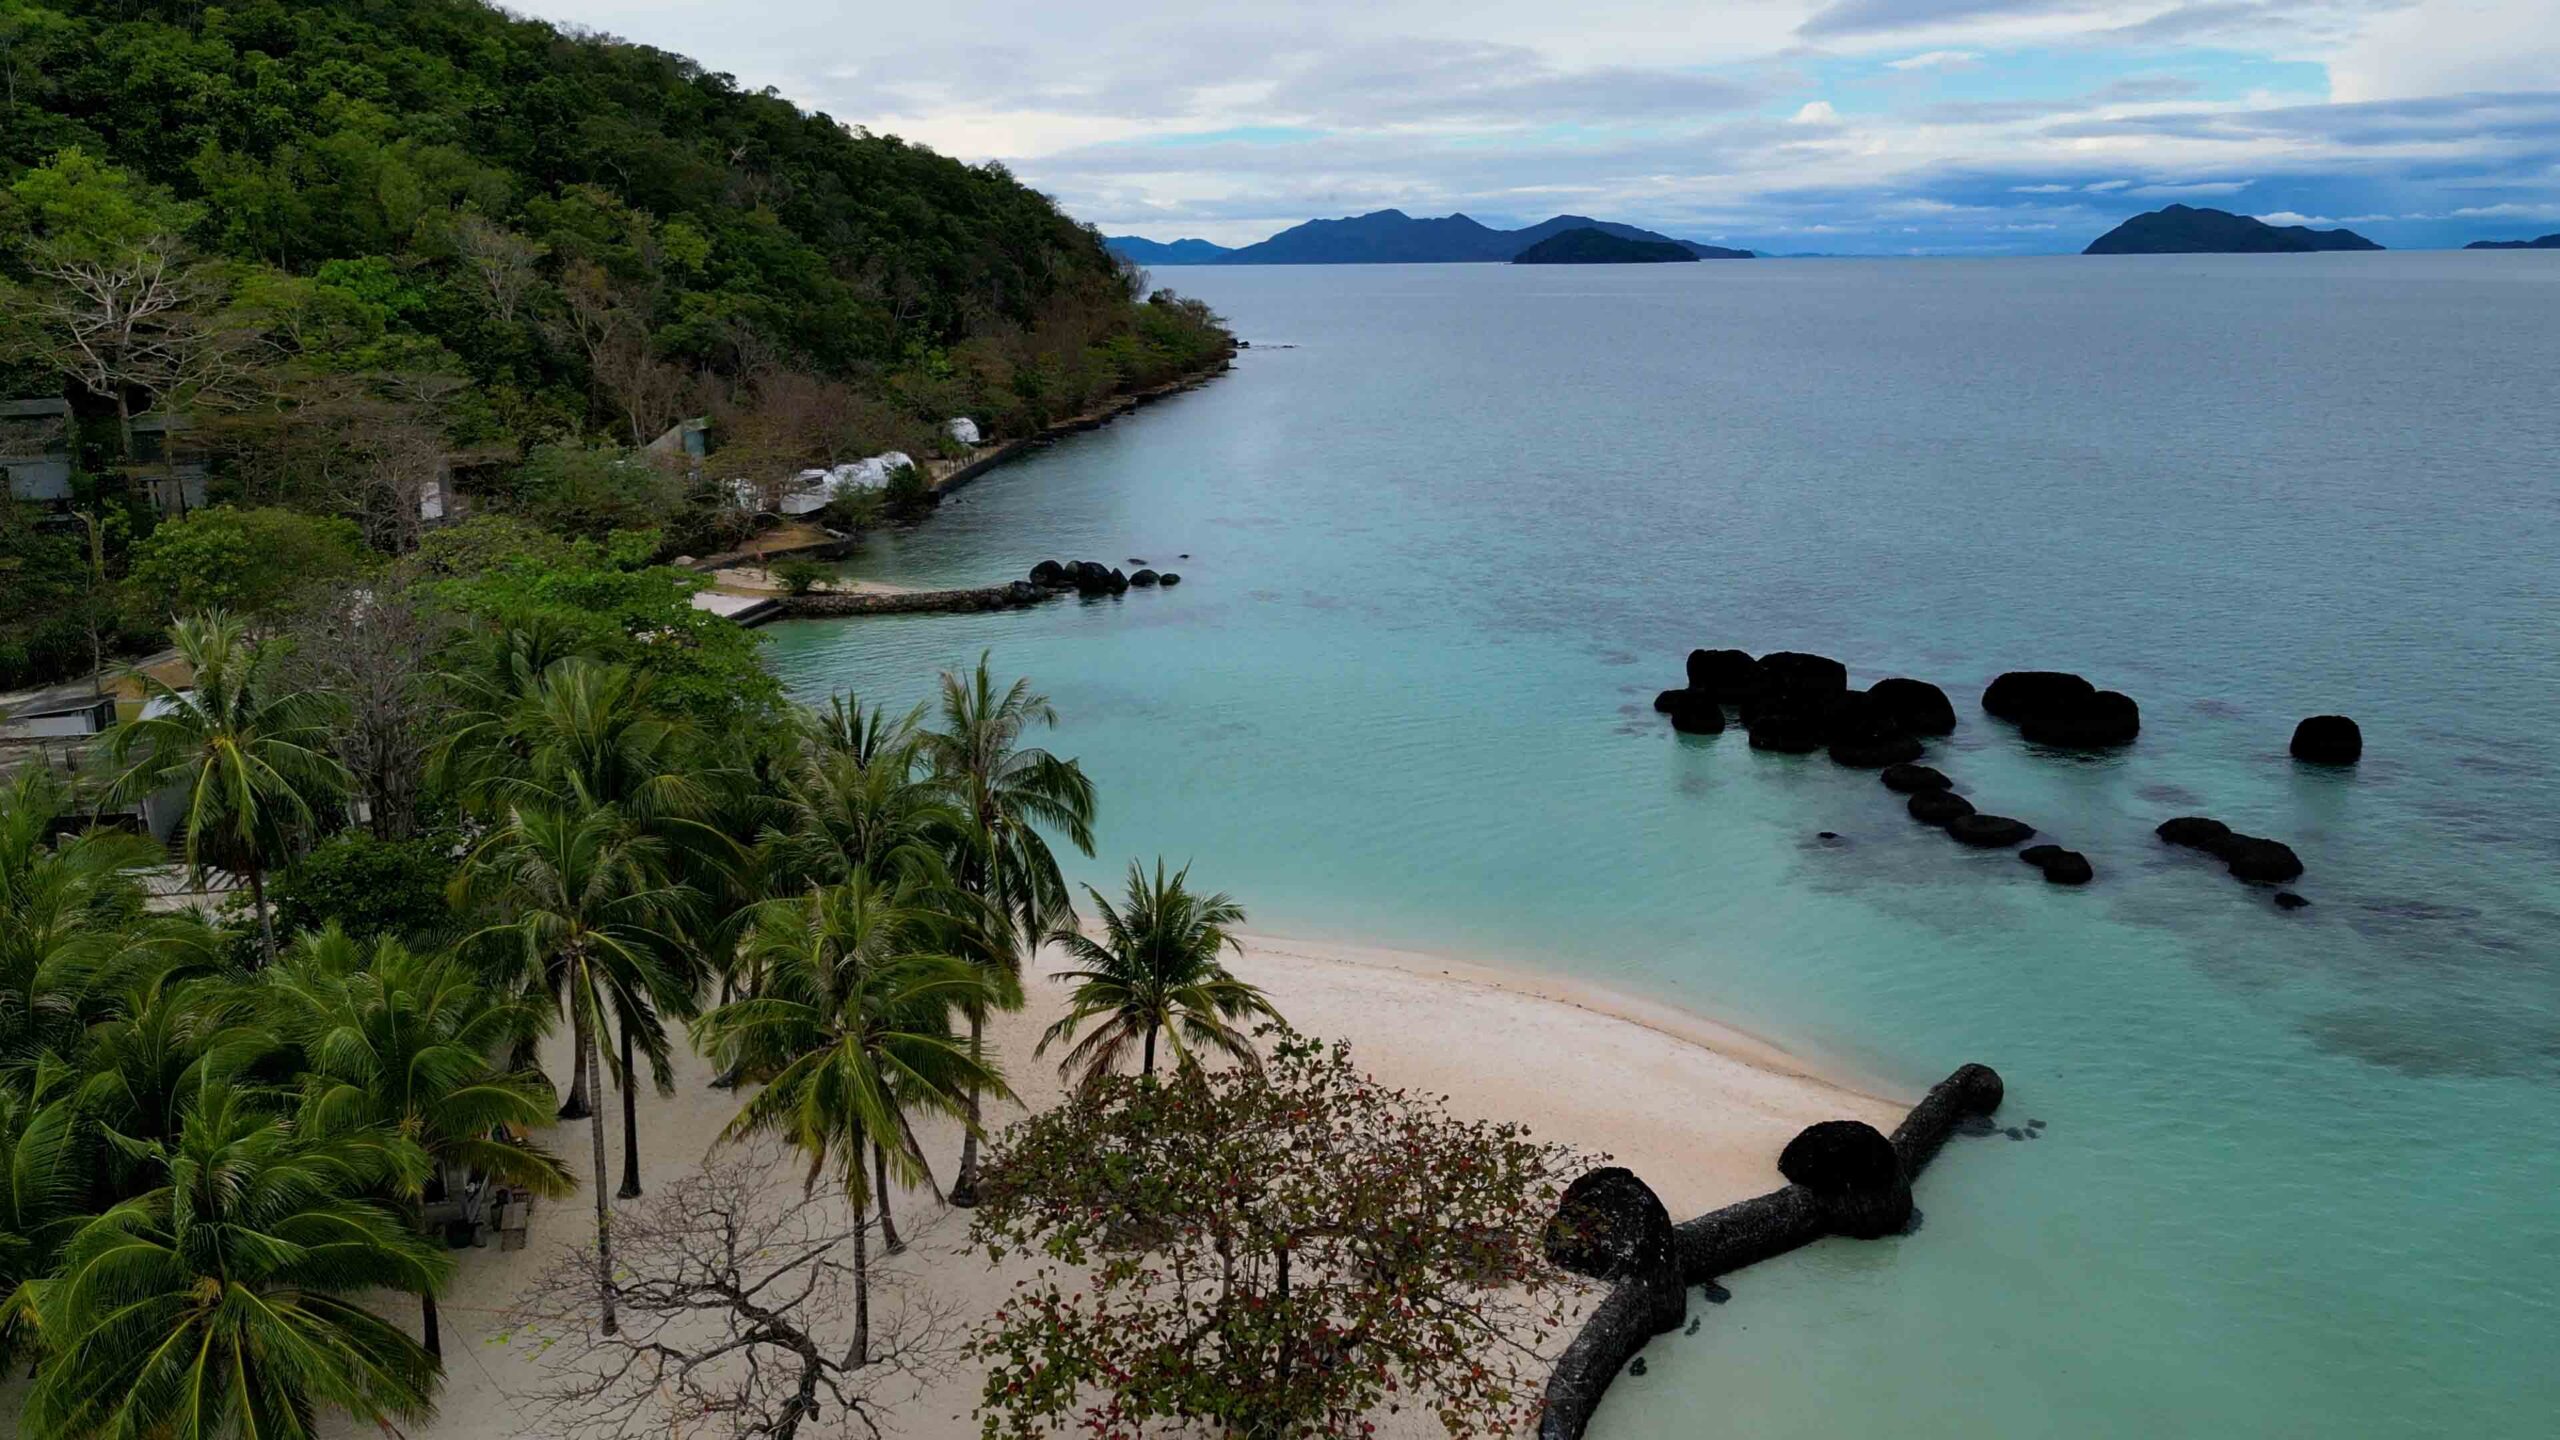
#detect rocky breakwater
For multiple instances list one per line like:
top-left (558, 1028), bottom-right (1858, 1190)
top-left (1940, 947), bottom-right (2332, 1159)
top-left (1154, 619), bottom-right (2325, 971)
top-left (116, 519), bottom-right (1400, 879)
top-left (777, 580), bottom-right (1049, 617)
top-left (1537, 1064), bottom-right (2007, 1440)
top-left (1652, 648), bottom-right (1953, 767)
top-left (1028, 558), bottom-right (1183, 596)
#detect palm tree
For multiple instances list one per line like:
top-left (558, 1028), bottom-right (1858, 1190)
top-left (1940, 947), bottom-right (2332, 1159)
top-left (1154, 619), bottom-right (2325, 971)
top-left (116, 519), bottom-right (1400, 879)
top-left (106, 612), bottom-right (349, 965)
top-left (1040, 860), bottom-right (1281, 1092)
top-left (0, 1069), bottom-right (86, 1366)
top-left (0, 769), bottom-right (181, 1077)
top-left (458, 804), bottom-right (685, 1335)
top-left (23, 1079), bottom-right (450, 1440)
top-left (923, 656), bottom-right (1094, 1205)
top-left (264, 927), bottom-right (574, 1360)
top-left (692, 873), bottom-right (1004, 1364)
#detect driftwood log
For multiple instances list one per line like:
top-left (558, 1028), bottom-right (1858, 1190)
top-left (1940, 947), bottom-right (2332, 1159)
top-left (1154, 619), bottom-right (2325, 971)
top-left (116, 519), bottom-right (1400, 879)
top-left (1540, 1062), bottom-right (2004, 1440)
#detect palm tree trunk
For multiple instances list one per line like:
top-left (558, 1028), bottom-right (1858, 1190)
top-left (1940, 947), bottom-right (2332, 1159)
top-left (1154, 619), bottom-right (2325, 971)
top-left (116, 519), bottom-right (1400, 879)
top-left (583, 1008), bottom-right (618, 1336)
top-left (616, 1019), bottom-right (642, 1199)
top-left (422, 1288), bottom-right (443, 1364)
top-left (949, 1010), bottom-right (985, 1207)
top-left (561, 993), bottom-right (593, 1119)
top-left (851, 1167), bottom-right (870, 1368)
top-left (873, 1138), bottom-right (902, 1253)
top-left (245, 854), bottom-right (278, 967)
top-left (1143, 1020), bottom-right (1157, 1077)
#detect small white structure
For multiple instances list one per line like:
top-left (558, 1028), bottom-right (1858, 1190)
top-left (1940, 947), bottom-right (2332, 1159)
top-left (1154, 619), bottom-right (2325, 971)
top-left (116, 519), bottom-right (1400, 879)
top-left (831, 451), bottom-right (917, 491)
top-left (946, 417), bottom-right (981, 446)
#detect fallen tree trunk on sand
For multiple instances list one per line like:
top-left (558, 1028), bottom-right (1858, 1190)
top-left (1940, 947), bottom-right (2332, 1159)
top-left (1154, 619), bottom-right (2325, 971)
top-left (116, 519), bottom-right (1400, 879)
top-left (1540, 1062), bottom-right (2004, 1440)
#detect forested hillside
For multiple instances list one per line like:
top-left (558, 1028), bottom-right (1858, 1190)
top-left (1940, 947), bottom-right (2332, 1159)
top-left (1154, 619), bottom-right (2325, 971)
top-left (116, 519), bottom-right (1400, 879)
top-left (0, 0), bottom-right (1229, 685)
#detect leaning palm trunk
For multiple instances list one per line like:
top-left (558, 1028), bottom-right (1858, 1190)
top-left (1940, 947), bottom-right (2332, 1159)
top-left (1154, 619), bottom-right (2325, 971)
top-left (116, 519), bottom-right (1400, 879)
top-left (873, 1139), bottom-right (902, 1253)
top-left (851, 1177), bottom-right (871, 1368)
top-left (616, 1021), bottom-right (642, 1198)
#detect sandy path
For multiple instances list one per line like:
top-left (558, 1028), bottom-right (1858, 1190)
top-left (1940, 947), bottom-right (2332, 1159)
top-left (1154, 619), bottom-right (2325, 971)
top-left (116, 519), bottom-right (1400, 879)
top-left (405, 934), bottom-right (1903, 1440)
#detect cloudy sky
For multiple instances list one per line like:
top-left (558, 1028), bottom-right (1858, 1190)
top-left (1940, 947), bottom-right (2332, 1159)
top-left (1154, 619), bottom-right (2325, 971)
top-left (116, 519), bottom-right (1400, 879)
top-left (525, 0), bottom-right (2560, 253)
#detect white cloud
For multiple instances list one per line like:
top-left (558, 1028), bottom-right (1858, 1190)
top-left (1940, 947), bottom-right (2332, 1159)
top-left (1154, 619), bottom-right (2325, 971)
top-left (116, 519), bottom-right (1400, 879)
top-left (2083, 179), bottom-right (2135, 192)
top-left (2452, 202), bottom-right (2560, 218)
top-left (2010, 182), bottom-right (2076, 192)
top-left (2128, 180), bottom-right (2254, 197)
top-left (1886, 49), bottom-right (1981, 71)
top-left (1791, 100), bottom-right (1841, 124)
top-left (2255, 211), bottom-right (2337, 225)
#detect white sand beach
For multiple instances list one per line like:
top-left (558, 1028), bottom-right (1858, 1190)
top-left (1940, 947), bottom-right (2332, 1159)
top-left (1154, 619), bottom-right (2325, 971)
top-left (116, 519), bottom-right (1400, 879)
top-left (410, 934), bottom-right (1904, 1440)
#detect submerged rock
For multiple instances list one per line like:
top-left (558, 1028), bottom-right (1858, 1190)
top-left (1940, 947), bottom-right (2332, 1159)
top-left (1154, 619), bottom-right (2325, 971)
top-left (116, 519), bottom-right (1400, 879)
top-left (2291, 715), bottom-right (2363, 764)
top-left (2157, 816), bottom-right (2238, 856)
top-left (1947, 813), bottom-right (2036, 848)
top-left (1908, 791), bottom-right (1976, 826)
top-left (1868, 677), bottom-right (1957, 735)
top-left (1830, 735), bottom-right (1924, 768)
top-left (2021, 689), bottom-right (2141, 747)
top-left (2274, 891), bottom-right (2311, 910)
top-left (1881, 763), bottom-right (1953, 793)
top-left (1157, 572), bottom-right (1182, 586)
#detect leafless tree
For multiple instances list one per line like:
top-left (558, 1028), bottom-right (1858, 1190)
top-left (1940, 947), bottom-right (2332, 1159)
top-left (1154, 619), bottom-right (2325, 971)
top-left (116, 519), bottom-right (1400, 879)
top-left (454, 211), bottom-right (549, 327)
top-left (277, 569), bottom-right (452, 841)
top-left (19, 235), bottom-right (214, 454)
top-left (504, 1145), bottom-right (955, 1440)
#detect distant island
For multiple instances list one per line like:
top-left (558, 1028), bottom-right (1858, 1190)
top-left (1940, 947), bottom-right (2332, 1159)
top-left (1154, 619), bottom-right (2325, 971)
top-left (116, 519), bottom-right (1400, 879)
top-left (1106, 209), bottom-right (1754, 265)
top-left (2464, 233), bottom-right (2560, 249)
top-left (2083, 204), bottom-right (2383, 255)
top-left (1512, 228), bottom-right (1698, 264)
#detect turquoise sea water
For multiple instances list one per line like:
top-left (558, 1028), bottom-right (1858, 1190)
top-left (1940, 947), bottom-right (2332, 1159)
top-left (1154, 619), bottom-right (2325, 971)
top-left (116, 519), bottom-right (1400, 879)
top-left (762, 255), bottom-right (2560, 1437)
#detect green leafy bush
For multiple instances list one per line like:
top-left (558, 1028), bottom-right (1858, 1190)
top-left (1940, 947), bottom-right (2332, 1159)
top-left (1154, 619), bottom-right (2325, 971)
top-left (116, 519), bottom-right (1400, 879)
top-left (267, 830), bottom-right (457, 945)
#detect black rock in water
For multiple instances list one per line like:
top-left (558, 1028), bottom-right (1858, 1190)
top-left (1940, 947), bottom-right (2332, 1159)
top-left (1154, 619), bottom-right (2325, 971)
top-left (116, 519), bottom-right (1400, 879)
top-left (1745, 708), bottom-right (1824, 753)
top-left (1653, 689), bottom-right (1686, 714)
top-left (2274, 891), bottom-right (2312, 910)
top-left (2022, 689), bottom-right (2141, 747)
top-left (1686, 648), bottom-right (1758, 693)
top-left (1758, 652), bottom-right (1849, 701)
top-left (2291, 715), bottom-right (2363, 764)
top-left (1881, 763), bottom-right (1953, 794)
top-left (2157, 816), bottom-right (2239, 856)
top-left (2224, 837), bottom-right (2304, 883)
top-left (1668, 692), bottom-right (1726, 734)
top-left (1908, 791), bottom-right (1976, 826)
top-left (1948, 813), bottom-right (2036, 848)
top-left (1129, 568), bottom-right (1161, 586)
top-left (1157, 572), bottom-right (1182, 586)
top-left (2020, 845), bottom-right (2093, 884)
top-left (1868, 677), bottom-right (1957, 735)
top-left (1028, 559), bottom-right (1065, 585)
top-left (1983, 671), bottom-right (2093, 721)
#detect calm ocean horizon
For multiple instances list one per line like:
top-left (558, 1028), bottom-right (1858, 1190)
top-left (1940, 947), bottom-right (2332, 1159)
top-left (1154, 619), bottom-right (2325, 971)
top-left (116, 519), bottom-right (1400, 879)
top-left (765, 254), bottom-right (2560, 1436)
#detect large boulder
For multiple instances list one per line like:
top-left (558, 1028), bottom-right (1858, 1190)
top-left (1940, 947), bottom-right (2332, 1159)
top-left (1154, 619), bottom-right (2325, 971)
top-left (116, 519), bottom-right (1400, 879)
top-left (1830, 735), bottom-right (1923, 769)
top-left (2157, 816), bottom-right (2238, 856)
top-left (2019, 844), bottom-right (2093, 885)
top-left (1106, 567), bottom-right (1130, 594)
top-left (2021, 690), bottom-right (2140, 747)
top-left (1948, 813), bottom-right (2036, 848)
top-left (1028, 559), bottom-right (1066, 586)
top-left (1543, 1166), bottom-right (1674, 1282)
top-left (1129, 568), bottom-right (1161, 587)
top-left (1758, 651), bottom-right (1848, 699)
top-left (1868, 678), bottom-right (1957, 736)
top-left (2224, 837), bottom-right (2304, 884)
top-left (2291, 715), bottom-right (2362, 764)
top-left (1157, 572), bottom-right (1182, 586)
top-left (1881, 763), bottom-right (1953, 794)
top-left (1983, 670), bottom-right (2094, 722)
top-left (1652, 689), bottom-right (1686, 714)
top-left (1907, 791), bottom-right (1975, 826)
top-left (1667, 692), bottom-right (1726, 735)
top-left (1686, 648), bottom-right (1758, 693)
top-left (1820, 689), bottom-right (1897, 742)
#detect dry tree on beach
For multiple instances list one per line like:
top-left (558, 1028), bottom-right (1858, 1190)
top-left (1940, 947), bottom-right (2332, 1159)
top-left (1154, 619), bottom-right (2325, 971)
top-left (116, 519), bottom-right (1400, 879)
top-left (501, 1145), bottom-right (957, 1440)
